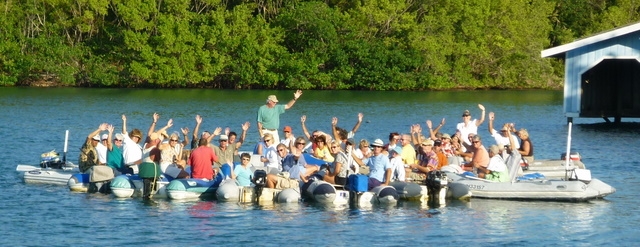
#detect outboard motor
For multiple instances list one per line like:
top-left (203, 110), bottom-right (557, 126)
top-left (425, 171), bottom-right (448, 205)
top-left (252, 169), bottom-right (267, 202)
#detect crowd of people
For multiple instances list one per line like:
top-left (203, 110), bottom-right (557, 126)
top-left (78, 90), bottom-right (535, 193)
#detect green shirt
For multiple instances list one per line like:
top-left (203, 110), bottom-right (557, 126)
top-left (257, 104), bottom-right (285, 130)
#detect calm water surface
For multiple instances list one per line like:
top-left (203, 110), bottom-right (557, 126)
top-left (1, 88), bottom-right (639, 246)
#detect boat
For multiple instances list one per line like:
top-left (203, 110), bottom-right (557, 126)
top-left (17, 130), bottom-right (78, 185)
top-left (301, 176), bottom-right (399, 207)
top-left (110, 174), bottom-right (170, 198)
top-left (18, 162), bottom-right (78, 185)
top-left (444, 130), bottom-right (615, 201)
top-left (67, 173), bottom-right (89, 192)
top-left (165, 172), bottom-right (225, 200)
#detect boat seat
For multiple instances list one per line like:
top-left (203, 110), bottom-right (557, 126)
top-left (506, 152), bottom-right (523, 182)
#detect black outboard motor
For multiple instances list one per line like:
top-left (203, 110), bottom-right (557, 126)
top-left (425, 171), bottom-right (448, 203)
top-left (252, 169), bottom-right (267, 202)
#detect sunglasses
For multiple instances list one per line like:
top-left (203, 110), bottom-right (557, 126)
top-left (242, 158), bottom-right (250, 161)
top-left (170, 139), bottom-right (178, 142)
top-left (296, 142), bottom-right (306, 145)
top-left (277, 149), bottom-right (286, 152)
top-left (473, 141), bottom-right (481, 143)
top-left (220, 140), bottom-right (228, 142)
top-left (330, 146), bottom-right (338, 148)
top-left (264, 139), bottom-right (272, 142)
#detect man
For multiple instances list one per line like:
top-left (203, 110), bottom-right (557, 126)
top-left (212, 134), bottom-right (234, 169)
top-left (384, 132), bottom-right (402, 154)
top-left (367, 139), bottom-right (393, 190)
top-left (457, 104), bottom-right (486, 146)
top-left (407, 139), bottom-right (438, 182)
top-left (400, 134), bottom-right (416, 166)
top-left (225, 121), bottom-right (250, 162)
top-left (266, 142), bottom-right (318, 189)
top-left (330, 113), bottom-right (364, 149)
top-left (487, 112), bottom-right (520, 150)
top-left (106, 125), bottom-right (126, 175)
top-left (121, 114), bottom-right (143, 173)
top-left (280, 125), bottom-right (295, 150)
top-left (257, 90), bottom-right (303, 144)
top-left (470, 135), bottom-right (490, 177)
top-left (189, 138), bottom-right (218, 180)
top-left (79, 123), bottom-right (108, 173)
top-left (478, 145), bottom-right (509, 181)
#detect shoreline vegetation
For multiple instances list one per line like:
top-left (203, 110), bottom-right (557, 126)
top-left (1, 1), bottom-right (638, 90)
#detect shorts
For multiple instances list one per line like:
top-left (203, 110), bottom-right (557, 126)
top-left (275, 176), bottom-right (300, 189)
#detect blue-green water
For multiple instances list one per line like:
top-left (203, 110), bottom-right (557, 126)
top-left (1, 88), bottom-right (638, 245)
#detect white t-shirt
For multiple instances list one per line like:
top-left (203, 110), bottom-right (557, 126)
top-left (95, 142), bottom-right (107, 164)
top-left (263, 145), bottom-right (279, 170)
top-left (490, 129), bottom-right (520, 149)
top-left (457, 119), bottom-right (478, 145)
top-left (389, 156), bottom-right (406, 182)
top-left (122, 134), bottom-right (142, 165)
top-left (487, 155), bottom-right (508, 172)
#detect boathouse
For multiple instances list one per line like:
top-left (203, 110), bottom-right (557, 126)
top-left (541, 22), bottom-right (640, 123)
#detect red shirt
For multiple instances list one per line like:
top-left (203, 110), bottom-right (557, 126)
top-left (189, 146), bottom-right (218, 180)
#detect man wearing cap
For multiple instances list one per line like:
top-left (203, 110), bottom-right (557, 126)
top-left (457, 104), bottom-right (486, 146)
top-left (106, 124), bottom-right (127, 175)
top-left (407, 139), bottom-right (438, 182)
top-left (367, 139), bottom-right (393, 190)
top-left (96, 133), bottom-right (109, 165)
top-left (212, 134), bottom-right (235, 169)
top-left (487, 112), bottom-right (520, 150)
top-left (280, 125), bottom-right (295, 150)
top-left (79, 123), bottom-right (108, 173)
top-left (257, 90), bottom-right (303, 144)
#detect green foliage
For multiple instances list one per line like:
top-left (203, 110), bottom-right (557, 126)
top-left (0, 0), bottom-right (638, 89)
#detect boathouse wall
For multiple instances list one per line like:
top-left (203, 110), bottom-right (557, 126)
top-left (542, 22), bottom-right (640, 122)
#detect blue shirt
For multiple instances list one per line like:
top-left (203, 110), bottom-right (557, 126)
top-left (367, 154), bottom-right (391, 182)
top-left (234, 165), bottom-right (253, 186)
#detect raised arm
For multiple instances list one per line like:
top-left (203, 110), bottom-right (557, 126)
top-left (192, 115), bottom-right (202, 140)
top-left (508, 124), bottom-right (517, 154)
top-left (88, 123), bottom-right (108, 140)
top-left (121, 114), bottom-right (128, 134)
top-left (284, 90), bottom-right (303, 110)
top-left (300, 115), bottom-right (311, 140)
top-left (155, 119), bottom-right (174, 136)
top-left (148, 112), bottom-right (160, 137)
top-left (488, 112), bottom-right (495, 134)
top-left (476, 104), bottom-right (486, 127)
top-left (235, 122), bottom-right (250, 149)
top-left (331, 117), bottom-right (339, 141)
top-left (206, 127), bottom-right (222, 142)
top-left (426, 120), bottom-right (438, 141)
top-left (180, 127), bottom-right (190, 147)
top-left (351, 113), bottom-right (363, 134)
top-left (106, 124), bottom-right (115, 151)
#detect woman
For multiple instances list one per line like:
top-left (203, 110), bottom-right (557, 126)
top-left (516, 128), bottom-right (534, 163)
top-left (231, 153), bottom-right (253, 186)
top-left (159, 132), bottom-right (188, 179)
top-left (323, 140), bottom-right (350, 186)
top-left (312, 135), bottom-right (334, 163)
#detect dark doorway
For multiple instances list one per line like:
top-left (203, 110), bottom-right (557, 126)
top-left (580, 59), bottom-right (640, 119)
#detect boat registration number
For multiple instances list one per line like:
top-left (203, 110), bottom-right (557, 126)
top-left (28, 171), bottom-right (42, 175)
top-left (466, 184), bottom-right (485, 190)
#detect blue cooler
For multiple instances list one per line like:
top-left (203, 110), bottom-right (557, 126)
top-left (347, 174), bottom-right (369, 192)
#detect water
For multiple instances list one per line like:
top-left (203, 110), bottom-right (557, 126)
top-left (1, 88), bottom-right (639, 245)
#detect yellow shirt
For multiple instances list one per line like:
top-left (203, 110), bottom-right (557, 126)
top-left (401, 144), bottom-right (417, 165)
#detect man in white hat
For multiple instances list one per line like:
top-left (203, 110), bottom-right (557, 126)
top-left (257, 90), bottom-right (303, 144)
top-left (79, 123), bottom-right (108, 173)
top-left (366, 139), bottom-right (393, 190)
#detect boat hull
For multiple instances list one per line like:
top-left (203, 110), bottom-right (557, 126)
top-left (166, 178), bottom-right (218, 200)
top-left (18, 164), bottom-right (78, 186)
top-left (446, 172), bottom-right (615, 201)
